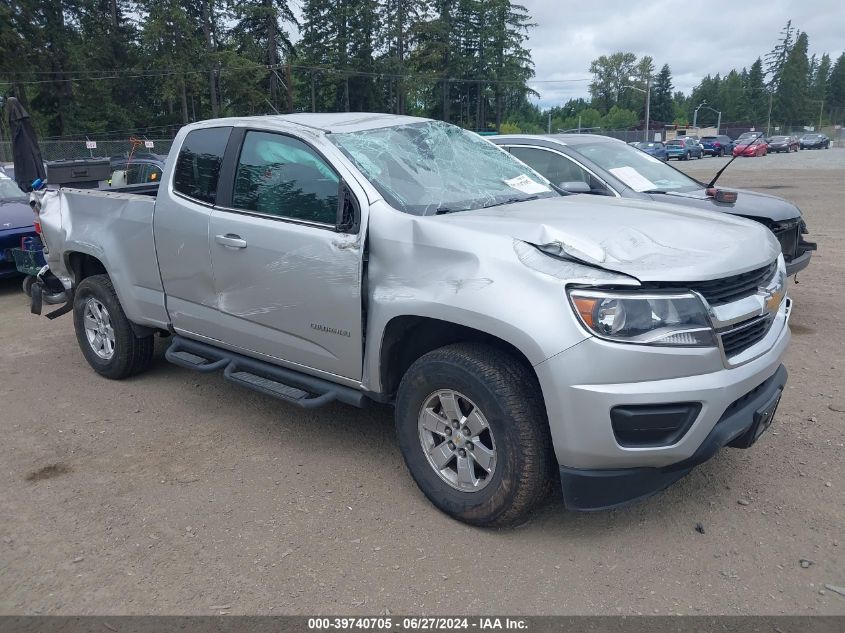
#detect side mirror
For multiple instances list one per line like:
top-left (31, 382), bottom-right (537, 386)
top-left (706, 188), bottom-right (738, 204)
top-left (559, 181), bottom-right (591, 194)
top-left (336, 181), bottom-right (360, 233)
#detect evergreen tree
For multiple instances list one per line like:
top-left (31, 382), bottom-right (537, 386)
top-left (765, 20), bottom-right (794, 90)
top-left (649, 64), bottom-right (673, 124)
top-left (718, 69), bottom-right (743, 125)
top-left (742, 58), bottom-right (769, 124)
top-left (230, 0), bottom-right (297, 112)
top-left (379, 0), bottom-right (428, 114)
top-left (826, 53), bottom-right (845, 117)
top-left (140, 0), bottom-right (205, 125)
top-left (813, 53), bottom-right (832, 103)
top-left (774, 30), bottom-right (809, 125)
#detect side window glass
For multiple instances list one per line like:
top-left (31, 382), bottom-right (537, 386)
top-left (173, 127), bottom-right (232, 204)
top-left (509, 146), bottom-right (607, 193)
top-left (232, 131), bottom-right (340, 225)
top-left (125, 164), bottom-right (144, 185)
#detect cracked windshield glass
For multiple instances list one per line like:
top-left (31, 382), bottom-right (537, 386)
top-left (576, 141), bottom-right (701, 193)
top-left (330, 121), bottom-right (557, 215)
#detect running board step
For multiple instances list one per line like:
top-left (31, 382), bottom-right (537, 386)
top-left (165, 335), bottom-right (367, 409)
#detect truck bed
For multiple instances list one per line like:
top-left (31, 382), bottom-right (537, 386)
top-left (38, 187), bottom-right (169, 329)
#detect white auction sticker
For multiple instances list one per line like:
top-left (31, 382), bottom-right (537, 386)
top-left (608, 166), bottom-right (657, 192)
top-left (503, 174), bottom-right (552, 195)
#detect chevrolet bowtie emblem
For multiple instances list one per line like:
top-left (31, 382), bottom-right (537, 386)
top-left (765, 288), bottom-right (784, 312)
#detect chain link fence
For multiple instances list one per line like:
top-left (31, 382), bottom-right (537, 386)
top-left (0, 138), bottom-right (174, 163)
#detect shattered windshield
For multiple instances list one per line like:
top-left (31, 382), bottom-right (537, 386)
top-left (573, 141), bottom-right (700, 192)
top-left (330, 121), bottom-right (556, 215)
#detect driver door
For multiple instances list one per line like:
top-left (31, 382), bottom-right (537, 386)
top-left (208, 129), bottom-right (365, 380)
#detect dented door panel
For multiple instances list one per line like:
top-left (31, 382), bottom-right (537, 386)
top-left (208, 210), bottom-right (364, 380)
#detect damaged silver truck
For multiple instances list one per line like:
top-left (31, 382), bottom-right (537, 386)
top-left (29, 114), bottom-right (791, 526)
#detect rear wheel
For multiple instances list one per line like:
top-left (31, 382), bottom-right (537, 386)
top-left (395, 343), bottom-right (553, 527)
top-left (22, 275), bottom-right (35, 297)
top-left (73, 274), bottom-right (154, 379)
top-left (683, 151), bottom-right (690, 161)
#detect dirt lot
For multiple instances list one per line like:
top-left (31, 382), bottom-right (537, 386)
top-left (0, 150), bottom-right (843, 616)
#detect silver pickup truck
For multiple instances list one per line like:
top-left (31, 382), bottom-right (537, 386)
top-left (30, 114), bottom-right (791, 526)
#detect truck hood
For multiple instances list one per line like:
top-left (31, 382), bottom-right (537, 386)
top-left (437, 195), bottom-right (780, 282)
top-left (647, 187), bottom-right (802, 223)
top-left (0, 198), bottom-right (35, 231)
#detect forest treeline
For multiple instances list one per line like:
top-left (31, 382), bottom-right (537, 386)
top-left (1, 2), bottom-right (842, 139)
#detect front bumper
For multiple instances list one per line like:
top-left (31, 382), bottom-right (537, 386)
top-left (534, 296), bottom-right (791, 508)
top-left (785, 249), bottom-right (813, 276)
top-left (559, 365), bottom-right (787, 510)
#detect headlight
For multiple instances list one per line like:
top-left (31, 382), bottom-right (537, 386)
top-left (568, 290), bottom-right (716, 347)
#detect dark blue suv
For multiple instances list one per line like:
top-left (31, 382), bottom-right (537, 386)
top-left (700, 135), bottom-right (734, 157)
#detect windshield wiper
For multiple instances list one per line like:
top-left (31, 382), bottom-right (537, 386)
top-left (482, 195), bottom-right (538, 209)
top-left (434, 206), bottom-right (459, 215)
top-left (642, 189), bottom-right (667, 194)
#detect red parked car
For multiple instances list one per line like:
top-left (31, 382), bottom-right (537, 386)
top-left (732, 137), bottom-right (768, 157)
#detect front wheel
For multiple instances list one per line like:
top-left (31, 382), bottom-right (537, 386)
top-left (395, 343), bottom-right (553, 527)
top-left (73, 274), bottom-right (154, 379)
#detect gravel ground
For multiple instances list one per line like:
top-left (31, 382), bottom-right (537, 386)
top-left (0, 149), bottom-right (843, 616)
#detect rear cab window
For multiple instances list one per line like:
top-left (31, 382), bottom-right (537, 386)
top-left (173, 127), bottom-right (232, 204)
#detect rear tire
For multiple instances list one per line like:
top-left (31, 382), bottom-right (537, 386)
top-left (395, 343), bottom-right (554, 527)
top-left (73, 274), bottom-right (154, 379)
top-left (683, 151), bottom-right (690, 161)
top-left (22, 275), bottom-right (35, 297)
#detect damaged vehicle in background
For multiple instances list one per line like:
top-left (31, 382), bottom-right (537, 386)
top-left (490, 133), bottom-right (815, 276)
top-left (29, 114), bottom-right (792, 526)
top-left (0, 171), bottom-right (39, 280)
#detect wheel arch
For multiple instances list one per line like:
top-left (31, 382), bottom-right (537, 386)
top-left (376, 315), bottom-right (541, 401)
top-left (66, 252), bottom-right (158, 337)
top-left (66, 251), bottom-right (108, 284)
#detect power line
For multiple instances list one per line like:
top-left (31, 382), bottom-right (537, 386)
top-left (0, 62), bottom-right (592, 87)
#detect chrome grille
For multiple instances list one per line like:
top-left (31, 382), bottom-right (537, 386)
top-left (719, 314), bottom-right (774, 357)
top-left (687, 262), bottom-right (778, 306)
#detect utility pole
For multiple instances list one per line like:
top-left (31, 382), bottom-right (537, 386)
top-left (766, 92), bottom-right (773, 136)
top-left (643, 76), bottom-right (651, 142)
top-left (547, 110), bottom-right (551, 134)
top-left (693, 101), bottom-right (706, 129)
top-left (577, 114), bottom-right (581, 134)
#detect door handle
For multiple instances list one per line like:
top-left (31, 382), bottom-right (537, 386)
top-left (215, 234), bottom-right (247, 249)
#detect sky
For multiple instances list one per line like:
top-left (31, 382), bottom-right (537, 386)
top-left (520, 0), bottom-right (845, 108)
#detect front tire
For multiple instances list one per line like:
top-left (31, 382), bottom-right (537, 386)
top-left (395, 343), bottom-right (553, 527)
top-left (73, 274), bottom-right (154, 379)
